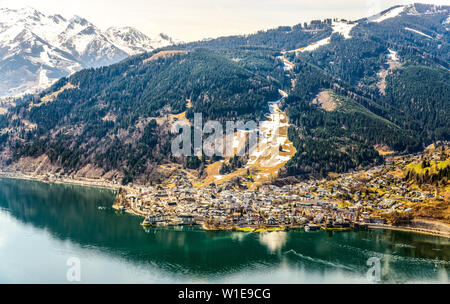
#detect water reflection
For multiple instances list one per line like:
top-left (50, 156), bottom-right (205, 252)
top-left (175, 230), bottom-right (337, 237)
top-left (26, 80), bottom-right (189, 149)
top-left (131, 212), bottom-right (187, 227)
top-left (230, 232), bottom-right (249, 242)
top-left (0, 177), bottom-right (449, 283)
top-left (259, 231), bottom-right (288, 253)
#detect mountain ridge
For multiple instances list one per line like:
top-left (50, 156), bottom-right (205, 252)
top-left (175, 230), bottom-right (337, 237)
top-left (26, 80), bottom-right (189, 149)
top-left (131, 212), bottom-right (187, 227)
top-left (0, 3), bottom-right (448, 185)
top-left (0, 7), bottom-right (177, 97)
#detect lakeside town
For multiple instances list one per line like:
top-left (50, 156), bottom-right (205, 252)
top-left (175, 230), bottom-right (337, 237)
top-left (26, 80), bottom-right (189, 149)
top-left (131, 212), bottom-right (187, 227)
top-left (113, 142), bottom-right (450, 236)
top-left (0, 142), bottom-right (448, 236)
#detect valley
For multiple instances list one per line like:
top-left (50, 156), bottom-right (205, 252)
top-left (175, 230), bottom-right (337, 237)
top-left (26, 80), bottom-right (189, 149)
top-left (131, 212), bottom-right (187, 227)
top-left (0, 1), bottom-right (449, 287)
top-left (0, 3), bottom-right (448, 234)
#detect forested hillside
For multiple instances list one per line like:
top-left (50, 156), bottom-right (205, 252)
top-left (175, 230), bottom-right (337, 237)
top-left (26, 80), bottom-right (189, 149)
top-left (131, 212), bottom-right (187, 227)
top-left (0, 3), bottom-right (448, 184)
top-left (173, 21), bottom-right (332, 51)
top-left (383, 66), bottom-right (450, 141)
top-left (2, 48), bottom-right (280, 183)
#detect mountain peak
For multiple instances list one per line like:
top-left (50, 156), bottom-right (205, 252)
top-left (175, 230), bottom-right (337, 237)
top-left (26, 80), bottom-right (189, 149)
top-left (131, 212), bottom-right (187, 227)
top-left (106, 26), bottom-right (137, 32)
top-left (366, 5), bottom-right (406, 23)
top-left (69, 15), bottom-right (89, 25)
top-left (0, 8), bottom-right (176, 97)
top-left (49, 14), bottom-right (67, 23)
top-left (106, 26), bottom-right (148, 39)
top-left (404, 2), bottom-right (449, 15)
top-left (0, 6), bottom-right (43, 23)
top-left (365, 3), bottom-right (449, 24)
top-left (105, 27), bottom-right (176, 55)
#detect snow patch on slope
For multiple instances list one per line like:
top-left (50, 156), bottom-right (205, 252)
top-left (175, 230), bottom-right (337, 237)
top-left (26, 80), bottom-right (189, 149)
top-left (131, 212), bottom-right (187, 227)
top-left (299, 37), bottom-right (331, 52)
top-left (368, 6), bottom-right (405, 23)
top-left (387, 49), bottom-right (399, 62)
top-left (404, 27), bottom-right (433, 39)
top-left (444, 16), bottom-right (450, 25)
top-left (332, 21), bottom-right (356, 39)
top-left (295, 20), bottom-right (355, 53)
top-left (105, 27), bottom-right (175, 55)
top-left (405, 4), bottom-right (448, 16)
top-left (277, 56), bottom-right (294, 71)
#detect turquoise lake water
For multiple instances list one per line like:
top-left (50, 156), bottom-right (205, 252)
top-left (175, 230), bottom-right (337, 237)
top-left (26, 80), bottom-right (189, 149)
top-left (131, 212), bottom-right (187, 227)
top-left (0, 177), bottom-right (448, 283)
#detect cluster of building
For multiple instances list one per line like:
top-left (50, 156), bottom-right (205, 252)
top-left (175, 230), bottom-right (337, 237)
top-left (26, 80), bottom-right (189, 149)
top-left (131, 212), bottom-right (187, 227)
top-left (113, 173), bottom-right (385, 232)
top-left (114, 143), bottom-right (449, 232)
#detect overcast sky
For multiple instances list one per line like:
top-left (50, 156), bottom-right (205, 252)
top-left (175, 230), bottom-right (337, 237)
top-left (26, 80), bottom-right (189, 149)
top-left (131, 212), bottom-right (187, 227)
top-left (1, 0), bottom-right (448, 41)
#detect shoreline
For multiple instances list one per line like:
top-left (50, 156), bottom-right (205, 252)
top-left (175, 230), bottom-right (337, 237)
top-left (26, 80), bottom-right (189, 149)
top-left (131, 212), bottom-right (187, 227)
top-left (2, 171), bottom-right (450, 239)
top-left (368, 222), bottom-right (450, 239)
top-left (121, 204), bottom-right (450, 238)
top-left (115, 203), bottom-right (450, 238)
top-left (0, 171), bottom-right (121, 191)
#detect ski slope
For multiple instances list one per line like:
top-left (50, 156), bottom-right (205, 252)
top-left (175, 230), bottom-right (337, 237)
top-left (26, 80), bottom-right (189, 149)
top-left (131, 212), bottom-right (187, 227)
top-left (367, 6), bottom-right (405, 23)
top-left (291, 20), bottom-right (356, 53)
top-left (404, 27), bottom-right (433, 39)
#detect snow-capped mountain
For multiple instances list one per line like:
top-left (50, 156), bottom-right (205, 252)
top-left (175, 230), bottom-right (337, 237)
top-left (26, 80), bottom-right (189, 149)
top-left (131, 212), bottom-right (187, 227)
top-left (105, 27), bottom-right (179, 56)
top-left (364, 3), bottom-right (449, 23)
top-left (0, 7), bottom-right (176, 97)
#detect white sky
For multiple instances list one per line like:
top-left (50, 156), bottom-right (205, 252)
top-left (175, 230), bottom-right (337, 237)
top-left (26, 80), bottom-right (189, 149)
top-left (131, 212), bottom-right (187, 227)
top-left (1, 0), bottom-right (449, 41)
